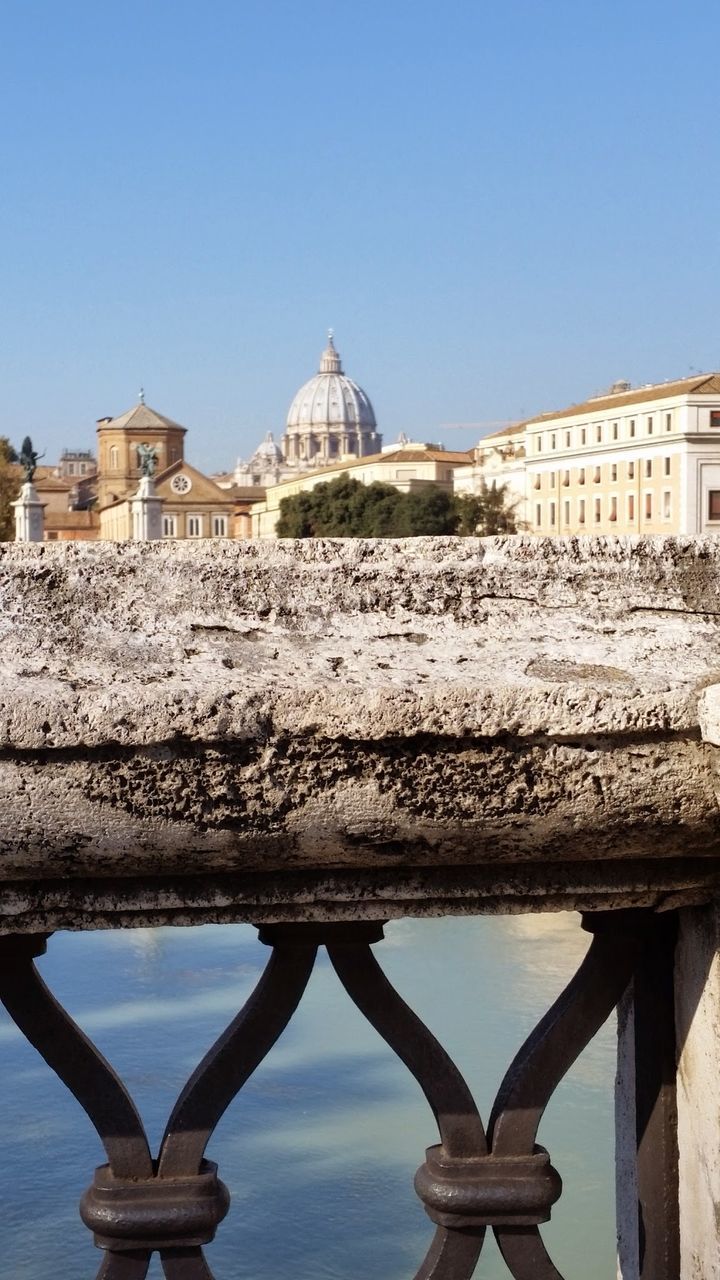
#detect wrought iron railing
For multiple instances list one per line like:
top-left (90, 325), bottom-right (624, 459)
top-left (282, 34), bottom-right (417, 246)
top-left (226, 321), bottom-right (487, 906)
top-left (0, 908), bottom-right (679, 1279)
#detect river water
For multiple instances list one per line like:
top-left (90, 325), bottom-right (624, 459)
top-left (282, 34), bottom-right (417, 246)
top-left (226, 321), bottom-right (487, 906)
top-left (0, 913), bottom-right (616, 1279)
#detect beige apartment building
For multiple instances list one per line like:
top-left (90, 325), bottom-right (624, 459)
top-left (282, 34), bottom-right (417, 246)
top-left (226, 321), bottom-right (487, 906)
top-left (458, 373), bottom-right (720, 536)
top-left (251, 443), bottom-right (472, 538)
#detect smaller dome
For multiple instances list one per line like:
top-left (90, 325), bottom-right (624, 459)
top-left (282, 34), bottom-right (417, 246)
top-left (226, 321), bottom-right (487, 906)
top-left (250, 431), bottom-right (284, 465)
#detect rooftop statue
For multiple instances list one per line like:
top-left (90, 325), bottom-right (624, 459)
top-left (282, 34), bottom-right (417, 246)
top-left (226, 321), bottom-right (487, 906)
top-left (137, 442), bottom-right (159, 478)
top-left (18, 436), bottom-right (44, 484)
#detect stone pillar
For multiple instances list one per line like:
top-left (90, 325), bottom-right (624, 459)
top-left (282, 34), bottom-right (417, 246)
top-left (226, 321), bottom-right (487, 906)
top-left (130, 475), bottom-right (162, 541)
top-left (616, 905), bottom-right (720, 1280)
top-left (615, 990), bottom-right (639, 1280)
top-left (675, 903), bottom-right (720, 1280)
top-left (12, 482), bottom-right (45, 542)
top-left (615, 915), bottom-right (679, 1280)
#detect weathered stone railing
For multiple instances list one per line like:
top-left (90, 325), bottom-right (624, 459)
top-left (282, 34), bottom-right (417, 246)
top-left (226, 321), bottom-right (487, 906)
top-left (1, 537), bottom-right (719, 1279)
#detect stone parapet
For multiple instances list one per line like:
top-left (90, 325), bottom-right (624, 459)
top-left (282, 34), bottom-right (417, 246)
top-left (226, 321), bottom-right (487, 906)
top-left (1, 536), bottom-right (719, 930)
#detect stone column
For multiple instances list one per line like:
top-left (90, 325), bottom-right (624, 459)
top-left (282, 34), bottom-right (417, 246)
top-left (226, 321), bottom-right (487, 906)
top-left (615, 915), bottom-right (679, 1280)
top-left (130, 475), bottom-right (162, 541)
top-left (12, 482), bottom-right (45, 542)
top-left (616, 904), bottom-right (720, 1280)
top-left (675, 902), bottom-right (720, 1280)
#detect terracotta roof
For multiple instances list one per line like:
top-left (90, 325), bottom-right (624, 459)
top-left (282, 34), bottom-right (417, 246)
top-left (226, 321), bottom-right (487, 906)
top-left (99, 404), bottom-right (187, 434)
top-left (225, 485), bottom-right (267, 499)
top-left (521, 374), bottom-right (720, 427)
top-left (34, 474), bottom-right (73, 492)
top-left (480, 422), bottom-right (525, 442)
top-left (377, 448), bottom-right (472, 463)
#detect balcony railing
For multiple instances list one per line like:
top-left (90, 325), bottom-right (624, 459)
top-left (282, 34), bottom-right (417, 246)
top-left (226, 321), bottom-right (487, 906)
top-left (1, 536), bottom-right (719, 1279)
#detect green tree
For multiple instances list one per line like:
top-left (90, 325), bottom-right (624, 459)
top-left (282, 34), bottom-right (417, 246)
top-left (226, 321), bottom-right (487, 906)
top-left (277, 474), bottom-right (409, 537)
top-left (0, 438), bottom-right (19, 542)
top-left (404, 487), bottom-right (458, 535)
top-left (454, 481), bottom-right (519, 535)
top-left (276, 473), bottom-right (519, 539)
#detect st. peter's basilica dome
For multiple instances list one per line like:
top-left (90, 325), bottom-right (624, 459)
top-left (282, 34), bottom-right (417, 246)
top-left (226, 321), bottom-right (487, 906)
top-left (286, 334), bottom-right (377, 431)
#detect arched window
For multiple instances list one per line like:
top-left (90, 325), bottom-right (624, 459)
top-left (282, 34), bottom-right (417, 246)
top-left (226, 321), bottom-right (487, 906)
top-left (109, 446), bottom-right (119, 471)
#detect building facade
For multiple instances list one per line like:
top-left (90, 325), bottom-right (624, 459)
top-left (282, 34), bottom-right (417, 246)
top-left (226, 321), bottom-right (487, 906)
top-left (458, 373), bottom-right (720, 537)
top-left (99, 460), bottom-right (236, 541)
top-left (251, 443), bottom-right (472, 539)
top-left (57, 449), bottom-right (96, 482)
top-left (453, 424), bottom-right (527, 522)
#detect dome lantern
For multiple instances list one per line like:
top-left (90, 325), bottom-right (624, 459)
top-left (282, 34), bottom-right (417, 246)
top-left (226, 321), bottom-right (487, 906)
top-left (319, 332), bottom-right (343, 374)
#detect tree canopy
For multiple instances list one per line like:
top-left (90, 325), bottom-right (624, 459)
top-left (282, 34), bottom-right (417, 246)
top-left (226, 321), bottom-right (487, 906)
top-left (276, 474), bottom-right (518, 538)
top-left (0, 438), bottom-right (19, 542)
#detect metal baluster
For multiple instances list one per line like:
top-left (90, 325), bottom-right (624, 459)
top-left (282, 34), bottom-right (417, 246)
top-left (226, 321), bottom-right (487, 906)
top-left (328, 934), bottom-right (487, 1280)
top-left (96, 1251), bottom-right (152, 1280)
top-left (0, 934), bottom-right (153, 1180)
top-left (413, 1226), bottom-right (488, 1280)
top-left (489, 910), bottom-right (654, 1280)
top-left (0, 930), bottom-right (318, 1279)
top-left (158, 942), bottom-right (317, 1177)
top-left (0, 913), bottom-right (680, 1280)
top-left (160, 1247), bottom-right (216, 1280)
top-left (156, 940), bottom-right (318, 1278)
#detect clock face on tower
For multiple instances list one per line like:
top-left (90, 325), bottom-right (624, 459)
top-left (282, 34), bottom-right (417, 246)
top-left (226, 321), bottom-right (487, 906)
top-left (170, 473), bottom-right (192, 495)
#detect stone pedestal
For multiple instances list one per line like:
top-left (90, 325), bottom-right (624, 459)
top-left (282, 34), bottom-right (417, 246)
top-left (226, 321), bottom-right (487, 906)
top-left (12, 482), bottom-right (45, 542)
top-left (130, 475), bottom-right (162, 540)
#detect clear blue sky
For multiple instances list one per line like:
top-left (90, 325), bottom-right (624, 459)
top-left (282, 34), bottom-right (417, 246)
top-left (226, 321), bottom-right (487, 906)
top-left (2, 0), bottom-right (720, 471)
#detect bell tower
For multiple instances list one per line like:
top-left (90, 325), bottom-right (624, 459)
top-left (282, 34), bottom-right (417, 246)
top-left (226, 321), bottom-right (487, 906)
top-left (96, 397), bottom-right (186, 509)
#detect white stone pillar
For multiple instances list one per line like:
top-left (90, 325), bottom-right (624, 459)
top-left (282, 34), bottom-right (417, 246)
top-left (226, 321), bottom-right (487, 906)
top-left (675, 902), bottom-right (720, 1280)
top-left (12, 482), bottom-right (45, 542)
top-left (130, 475), bottom-right (162, 541)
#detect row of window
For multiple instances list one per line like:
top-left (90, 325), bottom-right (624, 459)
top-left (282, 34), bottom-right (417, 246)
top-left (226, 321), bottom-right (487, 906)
top-left (537, 490), bottom-right (672, 527)
top-left (535, 456), bottom-right (673, 488)
top-left (534, 412), bottom-right (679, 453)
top-left (163, 514), bottom-right (228, 537)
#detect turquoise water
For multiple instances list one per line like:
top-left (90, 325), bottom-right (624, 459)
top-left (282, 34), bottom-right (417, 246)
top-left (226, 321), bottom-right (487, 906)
top-left (0, 913), bottom-right (615, 1278)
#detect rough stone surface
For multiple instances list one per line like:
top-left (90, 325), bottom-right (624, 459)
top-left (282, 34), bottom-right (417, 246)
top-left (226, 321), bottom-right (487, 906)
top-left (676, 903), bottom-right (720, 1280)
top-left (2, 536), bottom-right (720, 927)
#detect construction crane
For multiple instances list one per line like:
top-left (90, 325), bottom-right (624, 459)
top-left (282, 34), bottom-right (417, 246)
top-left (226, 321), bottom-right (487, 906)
top-left (438, 420), bottom-right (518, 431)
